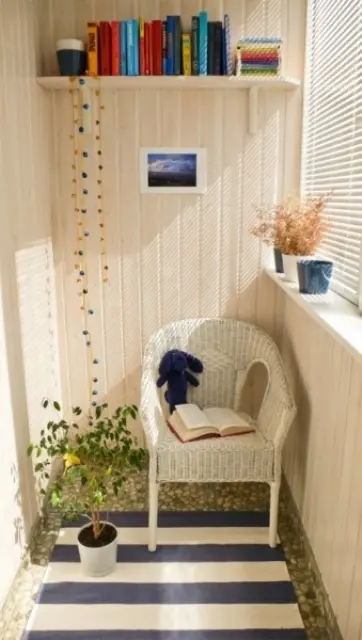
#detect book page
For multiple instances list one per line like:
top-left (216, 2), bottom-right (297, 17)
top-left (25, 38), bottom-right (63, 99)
top-left (168, 412), bottom-right (217, 442)
top-left (175, 404), bottom-right (214, 430)
top-left (203, 407), bottom-right (250, 431)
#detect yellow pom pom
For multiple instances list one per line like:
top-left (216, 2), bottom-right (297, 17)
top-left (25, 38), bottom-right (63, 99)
top-left (63, 453), bottom-right (81, 471)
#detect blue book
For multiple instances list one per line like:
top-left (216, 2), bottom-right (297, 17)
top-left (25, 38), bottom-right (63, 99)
top-left (224, 14), bottom-right (232, 75)
top-left (166, 16), bottom-right (175, 75)
top-left (162, 21), bottom-right (167, 74)
top-left (120, 21), bottom-right (127, 75)
top-left (199, 11), bottom-right (208, 75)
top-left (132, 19), bottom-right (139, 75)
top-left (126, 20), bottom-right (134, 75)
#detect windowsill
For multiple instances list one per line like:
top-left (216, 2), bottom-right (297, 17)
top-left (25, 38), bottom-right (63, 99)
top-left (266, 269), bottom-right (362, 362)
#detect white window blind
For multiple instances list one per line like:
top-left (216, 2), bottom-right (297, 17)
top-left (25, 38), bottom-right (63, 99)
top-left (302, 0), bottom-right (362, 306)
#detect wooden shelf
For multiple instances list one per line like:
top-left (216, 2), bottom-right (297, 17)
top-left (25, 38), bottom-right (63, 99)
top-left (38, 75), bottom-right (300, 135)
top-left (37, 75), bottom-right (300, 91)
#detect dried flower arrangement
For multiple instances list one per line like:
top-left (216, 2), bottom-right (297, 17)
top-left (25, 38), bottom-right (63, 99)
top-left (250, 193), bottom-right (331, 256)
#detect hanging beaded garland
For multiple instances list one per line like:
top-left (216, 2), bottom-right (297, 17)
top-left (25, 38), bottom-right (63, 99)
top-left (95, 90), bottom-right (109, 284)
top-left (69, 76), bottom-right (109, 421)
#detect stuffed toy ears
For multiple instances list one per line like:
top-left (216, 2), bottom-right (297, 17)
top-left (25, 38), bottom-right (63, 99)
top-left (158, 351), bottom-right (174, 378)
top-left (181, 351), bottom-right (204, 373)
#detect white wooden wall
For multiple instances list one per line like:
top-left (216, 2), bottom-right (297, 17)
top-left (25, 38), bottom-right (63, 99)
top-left (262, 278), bottom-right (362, 640)
top-left (47, 0), bottom-right (306, 438)
top-left (0, 0), bottom-right (61, 610)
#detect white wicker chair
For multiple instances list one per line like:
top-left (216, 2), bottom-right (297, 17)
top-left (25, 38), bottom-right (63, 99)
top-left (140, 318), bottom-right (296, 551)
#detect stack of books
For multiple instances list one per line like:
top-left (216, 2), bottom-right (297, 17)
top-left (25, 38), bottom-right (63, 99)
top-left (168, 403), bottom-right (255, 443)
top-left (86, 13), bottom-right (233, 77)
top-left (235, 37), bottom-right (282, 77)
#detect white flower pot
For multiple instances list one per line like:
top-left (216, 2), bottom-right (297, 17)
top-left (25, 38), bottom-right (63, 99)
top-left (282, 254), bottom-right (303, 283)
top-left (77, 521), bottom-right (118, 577)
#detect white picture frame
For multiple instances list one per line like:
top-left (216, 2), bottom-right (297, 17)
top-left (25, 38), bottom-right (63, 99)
top-left (140, 147), bottom-right (207, 194)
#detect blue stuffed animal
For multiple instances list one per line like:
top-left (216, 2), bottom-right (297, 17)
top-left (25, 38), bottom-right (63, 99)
top-left (156, 349), bottom-right (203, 413)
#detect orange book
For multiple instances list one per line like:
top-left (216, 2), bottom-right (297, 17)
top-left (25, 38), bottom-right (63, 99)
top-left (111, 21), bottom-right (120, 75)
top-left (87, 22), bottom-right (99, 76)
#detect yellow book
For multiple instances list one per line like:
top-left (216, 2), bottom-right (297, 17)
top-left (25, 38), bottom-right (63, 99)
top-left (182, 34), bottom-right (191, 76)
top-left (87, 22), bottom-right (98, 77)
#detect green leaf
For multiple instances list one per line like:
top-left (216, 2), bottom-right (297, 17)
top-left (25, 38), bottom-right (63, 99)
top-left (27, 444), bottom-right (34, 457)
top-left (53, 401), bottom-right (61, 412)
top-left (41, 398), bottom-right (49, 409)
top-left (40, 489), bottom-right (46, 496)
top-left (95, 405), bottom-right (102, 420)
top-left (35, 462), bottom-right (43, 472)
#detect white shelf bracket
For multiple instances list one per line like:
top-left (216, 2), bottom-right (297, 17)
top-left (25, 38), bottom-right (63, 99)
top-left (248, 86), bottom-right (259, 135)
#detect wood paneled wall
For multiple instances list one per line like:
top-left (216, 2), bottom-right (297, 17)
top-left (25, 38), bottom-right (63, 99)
top-left (264, 277), bottom-right (362, 640)
top-left (47, 0), bottom-right (306, 439)
top-left (0, 0), bottom-right (61, 610)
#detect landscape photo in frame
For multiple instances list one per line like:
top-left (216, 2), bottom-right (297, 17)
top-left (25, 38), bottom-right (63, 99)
top-left (140, 147), bottom-right (207, 194)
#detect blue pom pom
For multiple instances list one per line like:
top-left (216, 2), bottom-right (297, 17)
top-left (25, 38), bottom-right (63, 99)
top-left (82, 330), bottom-right (88, 335)
top-left (88, 309), bottom-right (94, 315)
top-left (83, 103), bottom-right (89, 109)
top-left (79, 270), bottom-right (85, 276)
top-left (79, 78), bottom-right (85, 86)
top-left (79, 126), bottom-right (85, 133)
top-left (86, 341), bottom-right (91, 346)
top-left (83, 151), bottom-right (88, 158)
top-left (83, 189), bottom-right (88, 195)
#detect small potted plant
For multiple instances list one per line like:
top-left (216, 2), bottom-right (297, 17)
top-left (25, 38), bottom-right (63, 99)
top-left (250, 193), bottom-right (331, 282)
top-left (28, 400), bottom-right (145, 577)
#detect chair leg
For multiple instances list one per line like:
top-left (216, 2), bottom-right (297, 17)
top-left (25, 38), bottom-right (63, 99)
top-left (148, 480), bottom-right (159, 552)
top-left (269, 481), bottom-right (280, 548)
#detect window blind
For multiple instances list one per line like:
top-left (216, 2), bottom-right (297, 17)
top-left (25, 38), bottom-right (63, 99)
top-left (302, 0), bottom-right (362, 305)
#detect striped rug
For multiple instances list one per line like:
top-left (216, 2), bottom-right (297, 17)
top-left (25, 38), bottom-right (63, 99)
top-left (23, 511), bottom-right (306, 639)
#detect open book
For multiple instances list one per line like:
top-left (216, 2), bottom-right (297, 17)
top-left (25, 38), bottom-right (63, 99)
top-left (168, 403), bottom-right (255, 443)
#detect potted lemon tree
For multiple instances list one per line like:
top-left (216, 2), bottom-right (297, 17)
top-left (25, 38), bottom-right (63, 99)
top-left (28, 400), bottom-right (145, 577)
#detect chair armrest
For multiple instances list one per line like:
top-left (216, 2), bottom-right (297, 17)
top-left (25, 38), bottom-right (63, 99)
top-left (258, 390), bottom-right (296, 449)
top-left (140, 368), bottom-right (168, 450)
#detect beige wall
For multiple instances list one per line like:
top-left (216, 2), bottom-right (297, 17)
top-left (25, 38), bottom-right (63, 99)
top-left (264, 277), bottom-right (362, 640)
top-left (46, 0), bottom-right (305, 439)
top-left (0, 0), bottom-right (60, 610)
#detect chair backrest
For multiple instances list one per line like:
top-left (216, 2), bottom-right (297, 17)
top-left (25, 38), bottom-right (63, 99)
top-left (142, 318), bottom-right (295, 442)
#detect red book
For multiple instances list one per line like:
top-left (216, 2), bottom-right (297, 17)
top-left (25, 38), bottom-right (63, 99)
top-left (111, 21), bottom-right (120, 75)
top-left (144, 22), bottom-right (151, 75)
top-left (100, 21), bottom-right (112, 76)
top-left (152, 20), bottom-right (162, 75)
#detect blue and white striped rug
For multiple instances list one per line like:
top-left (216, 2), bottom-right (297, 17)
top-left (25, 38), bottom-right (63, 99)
top-left (24, 511), bottom-right (306, 639)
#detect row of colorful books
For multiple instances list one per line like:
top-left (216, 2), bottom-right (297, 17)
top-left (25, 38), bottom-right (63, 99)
top-left (87, 12), bottom-right (233, 77)
top-left (235, 37), bottom-right (282, 76)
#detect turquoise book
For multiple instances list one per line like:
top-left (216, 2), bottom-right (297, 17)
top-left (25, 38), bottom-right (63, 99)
top-left (126, 20), bottom-right (134, 75)
top-left (120, 21), bottom-right (127, 75)
top-left (199, 10), bottom-right (208, 75)
top-left (133, 19), bottom-right (139, 75)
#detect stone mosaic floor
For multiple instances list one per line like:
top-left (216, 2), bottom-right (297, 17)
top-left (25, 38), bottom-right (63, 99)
top-left (0, 470), bottom-right (336, 639)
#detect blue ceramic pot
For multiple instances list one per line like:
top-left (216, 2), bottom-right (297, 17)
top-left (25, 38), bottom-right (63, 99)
top-left (56, 39), bottom-right (86, 76)
top-left (273, 248), bottom-right (284, 274)
top-left (297, 259), bottom-right (333, 294)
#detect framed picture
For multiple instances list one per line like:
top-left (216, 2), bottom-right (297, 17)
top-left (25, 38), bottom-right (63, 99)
top-left (140, 147), bottom-right (207, 194)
